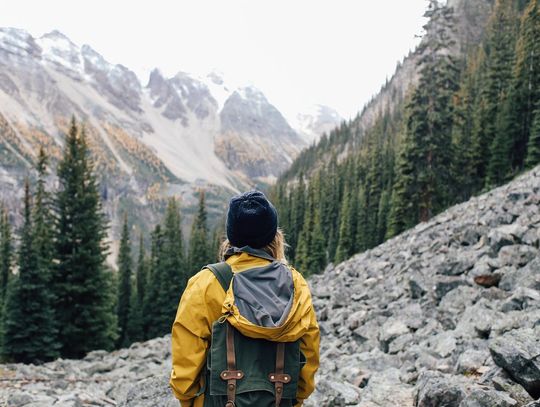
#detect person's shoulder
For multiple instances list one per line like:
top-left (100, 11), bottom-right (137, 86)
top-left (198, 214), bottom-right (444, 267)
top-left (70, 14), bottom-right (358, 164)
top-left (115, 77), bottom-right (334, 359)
top-left (187, 267), bottom-right (218, 289)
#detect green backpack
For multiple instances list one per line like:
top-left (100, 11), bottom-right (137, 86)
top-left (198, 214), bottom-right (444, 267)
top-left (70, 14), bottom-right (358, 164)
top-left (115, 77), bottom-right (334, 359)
top-left (202, 257), bottom-right (305, 407)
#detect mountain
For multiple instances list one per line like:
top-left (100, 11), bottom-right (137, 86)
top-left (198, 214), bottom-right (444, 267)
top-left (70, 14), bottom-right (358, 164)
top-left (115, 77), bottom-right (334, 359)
top-left (270, 0), bottom-right (540, 275)
top-left (2, 164), bottom-right (538, 407)
top-left (0, 27), bottom-right (310, 242)
top-left (278, 0), bottom-right (494, 183)
top-left (293, 104), bottom-right (344, 144)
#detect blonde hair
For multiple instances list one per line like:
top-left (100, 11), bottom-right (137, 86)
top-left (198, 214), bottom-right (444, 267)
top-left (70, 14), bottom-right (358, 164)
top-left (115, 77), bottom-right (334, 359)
top-left (218, 228), bottom-right (288, 263)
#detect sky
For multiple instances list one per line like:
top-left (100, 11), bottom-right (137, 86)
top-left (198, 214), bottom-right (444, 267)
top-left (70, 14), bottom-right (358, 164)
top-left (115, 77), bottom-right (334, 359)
top-left (0, 0), bottom-right (428, 121)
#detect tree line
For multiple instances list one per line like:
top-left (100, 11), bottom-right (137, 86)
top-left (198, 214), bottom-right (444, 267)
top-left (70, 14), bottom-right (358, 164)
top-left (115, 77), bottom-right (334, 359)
top-left (0, 118), bottom-right (218, 363)
top-left (271, 0), bottom-right (540, 275)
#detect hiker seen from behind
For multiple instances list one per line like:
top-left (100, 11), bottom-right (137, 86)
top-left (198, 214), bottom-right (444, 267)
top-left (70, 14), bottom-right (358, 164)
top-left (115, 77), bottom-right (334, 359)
top-left (170, 190), bottom-right (320, 406)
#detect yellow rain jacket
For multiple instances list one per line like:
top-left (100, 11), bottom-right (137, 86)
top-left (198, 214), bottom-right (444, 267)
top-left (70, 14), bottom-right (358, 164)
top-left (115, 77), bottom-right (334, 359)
top-left (170, 250), bottom-right (320, 407)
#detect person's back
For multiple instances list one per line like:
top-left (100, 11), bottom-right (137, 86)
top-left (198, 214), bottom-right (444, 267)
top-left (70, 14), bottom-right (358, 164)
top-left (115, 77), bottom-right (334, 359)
top-left (169, 191), bottom-right (320, 407)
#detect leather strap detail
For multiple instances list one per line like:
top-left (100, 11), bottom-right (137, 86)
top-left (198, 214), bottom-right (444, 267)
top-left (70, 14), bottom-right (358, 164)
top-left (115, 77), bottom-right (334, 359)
top-left (269, 343), bottom-right (287, 407)
top-left (268, 373), bottom-right (291, 383)
top-left (220, 323), bottom-right (242, 407)
top-left (221, 370), bottom-right (244, 380)
top-left (226, 322), bottom-right (235, 370)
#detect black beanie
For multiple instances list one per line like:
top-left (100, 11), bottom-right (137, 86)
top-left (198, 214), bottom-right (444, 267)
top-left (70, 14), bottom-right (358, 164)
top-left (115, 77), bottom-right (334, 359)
top-left (226, 190), bottom-right (278, 249)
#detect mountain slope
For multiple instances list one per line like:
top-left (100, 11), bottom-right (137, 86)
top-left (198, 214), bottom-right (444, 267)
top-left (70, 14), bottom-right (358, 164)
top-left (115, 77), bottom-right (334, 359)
top-left (0, 27), bottom-right (313, 242)
top-left (1, 165), bottom-right (538, 406)
top-left (278, 0), bottom-right (494, 183)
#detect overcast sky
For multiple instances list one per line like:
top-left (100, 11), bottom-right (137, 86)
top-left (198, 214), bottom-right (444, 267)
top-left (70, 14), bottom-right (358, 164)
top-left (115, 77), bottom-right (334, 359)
top-left (1, 0), bottom-right (428, 120)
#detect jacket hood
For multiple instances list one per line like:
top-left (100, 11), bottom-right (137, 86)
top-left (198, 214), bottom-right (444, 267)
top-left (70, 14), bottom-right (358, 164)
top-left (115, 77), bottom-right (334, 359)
top-left (221, 251), bottom-right (313, 342)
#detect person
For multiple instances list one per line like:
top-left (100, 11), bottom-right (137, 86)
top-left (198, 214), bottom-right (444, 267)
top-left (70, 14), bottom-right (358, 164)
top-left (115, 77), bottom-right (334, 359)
top-left (170, 190), bottom-right (320, 407)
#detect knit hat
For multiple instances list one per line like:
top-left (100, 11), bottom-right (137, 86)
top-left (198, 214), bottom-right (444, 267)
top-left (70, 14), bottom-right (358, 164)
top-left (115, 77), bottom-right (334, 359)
top-left (226, 190), bottom-right (278, 249)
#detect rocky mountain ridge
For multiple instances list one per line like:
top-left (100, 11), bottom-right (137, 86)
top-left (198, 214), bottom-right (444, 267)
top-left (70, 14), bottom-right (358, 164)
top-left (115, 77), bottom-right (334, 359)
top-left (0, 27), bottom-right (340, 185)
top-left (1, 165), bottom-right (538, 407)
top-left (0, 27), bottom-right (340, 243)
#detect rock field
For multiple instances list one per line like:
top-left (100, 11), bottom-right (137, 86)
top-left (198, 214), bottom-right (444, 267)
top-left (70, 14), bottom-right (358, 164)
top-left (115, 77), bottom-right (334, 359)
top-left (1, 166), bottom-right (539, 406)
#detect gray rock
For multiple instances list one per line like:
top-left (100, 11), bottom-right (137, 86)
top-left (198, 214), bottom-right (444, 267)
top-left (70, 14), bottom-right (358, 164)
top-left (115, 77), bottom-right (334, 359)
top-left (410, 275), bottom-right (428, 298)
top-left (456, 349), bottom-right (489, 374)
top-left (459, 389), bottom-right (518, 407)
top-left (7, 392), bottom-right (34, 407)
top-left (379, 319), bottom-right (410, 349)
top-left (357, 368), bottom-right (414, 406)
top-left (500, 288), bottom-right (540, 312)
top-left (431, 331), bottom-right (457, 358)
top-left (488, 226), bottom-right (520, 251)
top-left (498, 245), bottom-right (538, 268)
top-left (415, 371), bottom-right (467, 407)
top-left (434, 276), bottom-right (469, 301)
top-left (490, 328), bottom-right (540, 399)
top-left (120, 375), bottom-right (177, 407)
top-left (499, 258), bottom-right (540, 292)
top-left (491, 368), bottom-right (535, 405)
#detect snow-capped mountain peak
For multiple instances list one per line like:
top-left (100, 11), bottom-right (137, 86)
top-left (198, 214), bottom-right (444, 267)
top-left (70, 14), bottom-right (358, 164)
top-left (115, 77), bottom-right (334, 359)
top-left (0, 27), bottom-right (343, 184)
top-left (37, 31), bottom-right (83, 76)
top-left (0, 27), bottom-right (41, 59)
top-left (293, 104), bottom-right (344, 143)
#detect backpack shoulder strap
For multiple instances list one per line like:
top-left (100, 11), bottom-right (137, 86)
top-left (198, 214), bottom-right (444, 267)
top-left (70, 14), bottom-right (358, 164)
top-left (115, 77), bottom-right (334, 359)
top-left (206, 262), bottom-right (233, 292)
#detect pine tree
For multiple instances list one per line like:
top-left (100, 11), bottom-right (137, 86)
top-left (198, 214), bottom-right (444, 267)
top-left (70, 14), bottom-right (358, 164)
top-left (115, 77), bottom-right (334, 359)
top-left (452, 51), bottom-right (483, 201)
top-left (306, 209), bottom-right (326, 275)
top-left (294, 229), bottom-right (309, 274)
top-left (525, 107), bottom-right (540, 167)
top-left (387, 128), bottom-right (420, 238)
top-left (483, 0), bottom-right (519, 186)
top-left (335, 187), bottom-right (353, 264)
top-left (127, 233), bottom-right (146, 343)
top-left (355, 185), bottom-right (369, 253)
top-left (486, 109), bottom-right (514, 185)
top-left (210, 220), bottom-right (225, 263)
top-left (3, 180), bottom-right (59, 363)
top-left (376, 189), bottom-right (391, 244)
top-left (150, 199), bottom-right (185, 338)
top-left (188, 191), bottom-right (211, 274)
top-left (365, 139), bottom-right (384, 248)
top-left (289, 175), bottom-right (306, 262)
top-left (32, 148), bottom-right (59, 357)
top-left (298, 179), bottom-right (317, 268)
top-left (389, 1), bottom-right (459, 233)
top-left (53, 118), bottom-right (116, 358)
top-left (116, 213), bottom-right (132, 348)
top-left (325, 159), bottom-right (341, 261)
top-left (0, 206), bottom-right (11, 306)
top-left (507, 0), bottom-right (540, 169)
top-left (135, 233), bottom-right (147, 316)
top-left (143, 224), bottom-right (163, 339)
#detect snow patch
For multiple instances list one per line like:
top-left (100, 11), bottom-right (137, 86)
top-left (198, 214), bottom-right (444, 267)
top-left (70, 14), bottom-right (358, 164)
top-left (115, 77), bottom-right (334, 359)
top-left (37, 31), bottom-right (83, 75)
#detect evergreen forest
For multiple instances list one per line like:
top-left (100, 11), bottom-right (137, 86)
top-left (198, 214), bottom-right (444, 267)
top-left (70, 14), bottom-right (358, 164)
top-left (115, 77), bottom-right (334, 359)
top-left (0, 119), bottom-right (217, 362)
top-left (271, 0), bottom-right (540, 275)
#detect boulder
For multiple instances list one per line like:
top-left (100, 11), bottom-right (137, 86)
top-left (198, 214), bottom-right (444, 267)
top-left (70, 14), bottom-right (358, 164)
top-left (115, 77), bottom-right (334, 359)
top-left (120, 375), bottom-right (176, 407)
top-left (489, 329), bottom-right (540, 399)
top-left (415, 371), bottom-right (467, 407)
top-left (459, 388), bottom-right (518, 407)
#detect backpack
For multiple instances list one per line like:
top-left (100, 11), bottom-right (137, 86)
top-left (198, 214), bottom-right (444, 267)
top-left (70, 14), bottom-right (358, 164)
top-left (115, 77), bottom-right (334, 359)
top-left (202, 250), bottom-right (305, 407)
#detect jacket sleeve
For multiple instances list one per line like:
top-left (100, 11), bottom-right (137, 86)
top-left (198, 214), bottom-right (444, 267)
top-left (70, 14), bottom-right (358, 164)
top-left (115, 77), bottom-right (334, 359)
top-left (169, 271), bottom-right (216, 405)
top-left (295, 296), bottom-right (320, 405)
